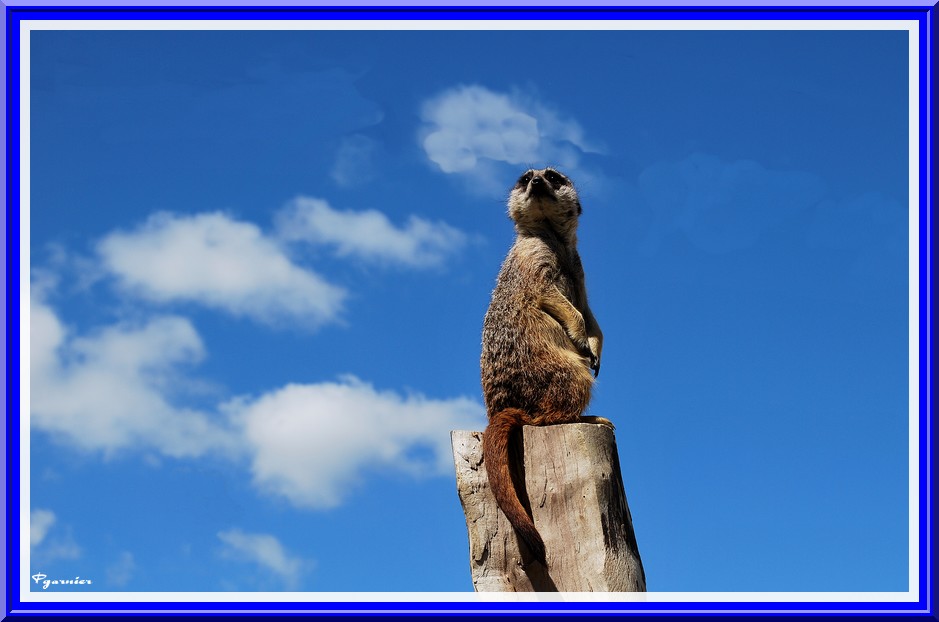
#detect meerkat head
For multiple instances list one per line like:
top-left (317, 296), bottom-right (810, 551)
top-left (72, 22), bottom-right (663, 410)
top-left (507, 168), bottom-right (582, 241)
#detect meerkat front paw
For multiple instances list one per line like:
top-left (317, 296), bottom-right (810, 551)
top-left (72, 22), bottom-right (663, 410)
top-left (572, 336), bottom-right (593, 361)
top-left (572, 337), bottom-right (599, 376)
top-left (588, 336), bottom-right (602, 377)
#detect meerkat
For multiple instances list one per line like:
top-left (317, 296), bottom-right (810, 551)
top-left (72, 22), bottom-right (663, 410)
top-left (480, 167), bottom-right (610, 565)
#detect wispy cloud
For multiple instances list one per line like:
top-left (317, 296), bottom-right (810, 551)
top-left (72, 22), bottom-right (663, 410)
top-left (638, 152), bottom-right (826, 254)
top-left (106, 551), bottom-right (136, 588)
top-left (419, 84), bottom-right (598, 176)
top-left (330, 134), bottom-right (378, 187)
top-left (805, 192), bottom-right (905, 251)
top-left (97, 211), bottom-right (346, 328)
top-left (71, 62), bottom-right (384, 155)
top-left (804, 191), bottom-right (908, 291)
top-left (30, 509), bottom-right (56, 548)
top-left (225, 375), bottom-right (485, 509)
top-left (29, 509), bottom-right (81, 563)
top-left (217, 529), bottom-right (309, 590)
top-left (276, 197), bottom-right (467, 269)
top-left (31, 287), bottom-right (238, 459)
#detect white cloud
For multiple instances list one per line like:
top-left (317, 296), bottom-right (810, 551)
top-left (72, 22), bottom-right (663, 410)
top-left (97, 211), bottom-right (346, 328)
top-left (225, 375), bottom-right (485, 509)
top-left (30, 509), bottom-right (56, 548)
top-left (31, 285), bottom-right (486, 509)
top-left (106, 551), bottom-right (136, 587)
top-left (419, 84), bottom-right (597, 174)
top-left (217, 528), bottom-right (308, 590)
top-left (30, 289), bottom-right (238, 459)
top-left (276, 197), bottom-right (467, 269)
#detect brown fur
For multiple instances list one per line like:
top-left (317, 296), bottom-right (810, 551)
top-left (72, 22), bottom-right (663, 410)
top-left (480, 168), bottom-right (607, 565)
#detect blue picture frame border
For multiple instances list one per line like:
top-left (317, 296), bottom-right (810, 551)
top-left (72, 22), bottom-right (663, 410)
top-left (2, 3), bottom-right (934, 617)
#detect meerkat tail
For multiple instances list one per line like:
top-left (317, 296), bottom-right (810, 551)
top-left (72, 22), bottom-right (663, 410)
top-left (482, 408), bottom-right (547, 565)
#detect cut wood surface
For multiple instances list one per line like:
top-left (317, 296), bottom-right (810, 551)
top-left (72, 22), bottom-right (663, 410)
top-left (451, 424), bottom-right (646, 592)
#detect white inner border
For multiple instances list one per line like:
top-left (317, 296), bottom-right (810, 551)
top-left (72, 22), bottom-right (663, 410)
top-left (16, 17), bottom-right (923, 613)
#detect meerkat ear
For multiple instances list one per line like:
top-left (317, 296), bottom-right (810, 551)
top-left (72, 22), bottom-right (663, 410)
top-left (576, 200), bottom-right (582, 215)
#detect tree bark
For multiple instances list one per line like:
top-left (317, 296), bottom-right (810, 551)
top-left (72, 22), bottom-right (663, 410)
top-left (451, 423), bottom-right (646, 592)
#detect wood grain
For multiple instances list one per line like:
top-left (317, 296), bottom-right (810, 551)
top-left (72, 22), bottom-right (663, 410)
top-left (451, 424), bottom-right (646, 592)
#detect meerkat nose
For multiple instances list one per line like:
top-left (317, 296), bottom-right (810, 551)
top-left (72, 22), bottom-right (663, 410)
top-left (529, 175), bottom-right (553, 198)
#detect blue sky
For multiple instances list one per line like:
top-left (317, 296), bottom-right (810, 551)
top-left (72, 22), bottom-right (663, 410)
top-left (24, 26), bottom-right (911, 594)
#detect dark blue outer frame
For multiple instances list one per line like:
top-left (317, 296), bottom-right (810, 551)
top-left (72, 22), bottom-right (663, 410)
top-left (2, 4), bottom-right (935, 618)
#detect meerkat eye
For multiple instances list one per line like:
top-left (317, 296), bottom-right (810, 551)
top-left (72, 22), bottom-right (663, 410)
top-left (517, 172), bottom-right (533, 187)
top-left (544, 170), bottom-right (567, 186)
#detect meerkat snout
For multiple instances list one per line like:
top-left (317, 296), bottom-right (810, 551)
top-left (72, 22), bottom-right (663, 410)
top-left (528, 174), bottom-right (552, 197)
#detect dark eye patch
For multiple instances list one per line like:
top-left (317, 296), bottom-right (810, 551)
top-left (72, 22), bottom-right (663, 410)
top-left (544, 169), bottom-right (568, 187)
top-left (516, 171), bottom-right (533, 187)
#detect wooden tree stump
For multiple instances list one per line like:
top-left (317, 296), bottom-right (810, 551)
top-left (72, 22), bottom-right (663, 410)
top-left (451, 424), bottom-right (646, 592)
